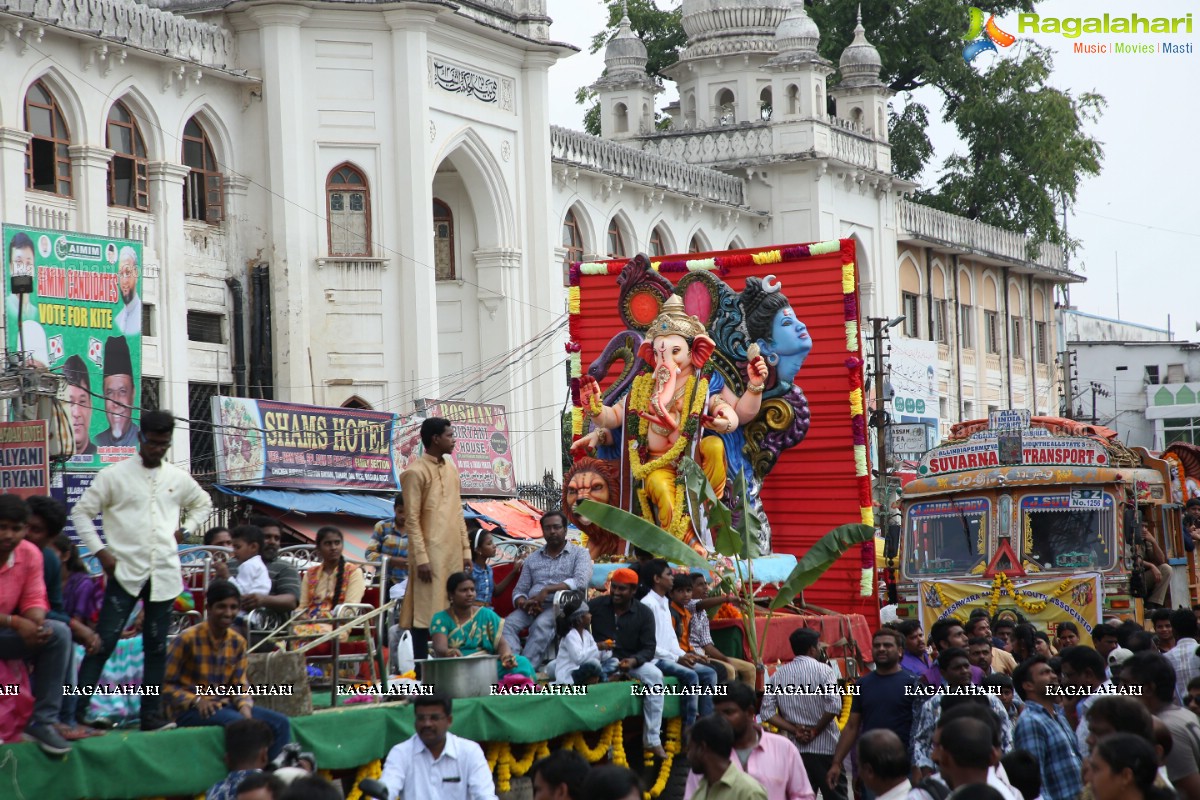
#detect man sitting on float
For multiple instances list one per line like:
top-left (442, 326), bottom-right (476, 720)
top-left (575, 296), bottom-right (768, 545)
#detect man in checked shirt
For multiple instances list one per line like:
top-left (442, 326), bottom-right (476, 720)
top-left (760, 628), bottom-right (847, 800)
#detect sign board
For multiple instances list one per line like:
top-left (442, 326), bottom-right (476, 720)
top-left (211, 397), bottom-right (400, 491)
top-left (919, 573), bottom-right (1102, 644)
top-left (52, 472), bottom-right (100, 546)
top-left (1069, 489), bottom-right (1105, 509)
top-left (406, 400), bottom-right (516, 497)
top-left (989, 409), bottom-right (1031, 431)
top-left (888, 337), bottom-right (941, 452)
top-left (918, 425), bottom-right (1110, 476)
top-left (0, 420), bottom-right (49, 498)
top-left (3, 225), bottom-right (144, 469)
top-left (890, 423), bottom-right (932, 455)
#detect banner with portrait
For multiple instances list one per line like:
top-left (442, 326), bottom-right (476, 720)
top-left (2, 224), bottom-right (143, 469)
top-left (918, 572), bottom-right (1102, 644)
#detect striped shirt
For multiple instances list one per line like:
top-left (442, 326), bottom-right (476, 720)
top-left (1165, 636), bottom-right (1200, 705)
top-left (367, 520), bottom-right (408, 584)
top-left (910, 691), bottom-right (1014, 769)
top-left (1013, 701), bottom-right (1082, 800)
top-left (759, 656), bottom-right (842, 755)
top-left (511, 544), bottom-right (593, 603)
top-left (688, 599), bottom-right (714, 651)
top-left (163, 621), bottom-right (252, 720)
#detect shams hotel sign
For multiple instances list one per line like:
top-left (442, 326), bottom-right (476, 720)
top-left (963, 4), bottom-right (1193, 63)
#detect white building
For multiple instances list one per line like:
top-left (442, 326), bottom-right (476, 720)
top-left (0, 0), bottom-right (1083, 483)
top-left (556, 0), bottom-right (1080, 441)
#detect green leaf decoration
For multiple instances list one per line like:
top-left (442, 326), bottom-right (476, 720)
top-left (733, 471), bottom-right (762, 562)
top-left (679, 457), bottom-right (737, 556)
top-left (770, 523), bottom-right (875, 610)
top-left (575, 499), bottom-right (710, 570)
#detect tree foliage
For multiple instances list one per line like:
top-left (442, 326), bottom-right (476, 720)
top-left (576, 0), bottom-right (1104, 249)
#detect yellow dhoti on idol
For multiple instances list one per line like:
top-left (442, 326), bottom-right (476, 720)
top-left (643, 436), bottom-right (726, 536)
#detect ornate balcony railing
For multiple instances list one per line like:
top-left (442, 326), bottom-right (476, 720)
top-left (0, 0), bottom-right (234, 70)
top-left (107, 209), bottom-right (152, 246)
top-left (635, 125), bottom-right (775, 168)
top-left (25, 195), bottom-right (73, 231)
top-left (898, 198), bottom-right (1069, 276)
top-left (550, 126), bottom-right (745, 207)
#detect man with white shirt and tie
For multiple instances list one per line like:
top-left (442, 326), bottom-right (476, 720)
top-left (381, 692), bottom-right (497, 800)
top-left (72, 409), bottom-right (213, 731)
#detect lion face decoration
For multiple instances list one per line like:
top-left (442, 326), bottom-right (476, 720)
top-left (562, 456), bottom-right (623, 560)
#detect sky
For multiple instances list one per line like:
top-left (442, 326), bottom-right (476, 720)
top-left (545, 0), bottom-right (1200, 341)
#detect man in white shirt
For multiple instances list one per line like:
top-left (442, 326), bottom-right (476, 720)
top-left (73, 409), bottom-right (213, 731)
top-left (381, 693), bottom-right (497, 800)
top-left (856, 729), bottom-right (936, 800)
top-left (640, 559), bottom-right (719, 729)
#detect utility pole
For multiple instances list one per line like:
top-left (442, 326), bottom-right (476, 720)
top-left (868, 316), bottom-right (904, 526)
top-left (1058, 349), bottom-right (1077, 418)
top-left (1088, 381), bottom-right (1111, 426)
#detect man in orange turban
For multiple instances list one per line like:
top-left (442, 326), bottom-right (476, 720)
top-left (591, 564), bottom-right (669, 758)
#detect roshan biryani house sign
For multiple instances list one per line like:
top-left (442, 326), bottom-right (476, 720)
top-left (917, 428), bottom-right (1108, 476)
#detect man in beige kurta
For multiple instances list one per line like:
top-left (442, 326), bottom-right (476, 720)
top-left (398, 417), bottom-right (471, 661)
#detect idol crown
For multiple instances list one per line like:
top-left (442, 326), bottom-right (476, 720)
top-left (650, 295), bottom-right (707, 340)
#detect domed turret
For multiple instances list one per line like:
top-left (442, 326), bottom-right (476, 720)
top-left (605, 12), bottom-right (649, 77)
top-left (838, 5), bottom-right (883, 87)
top-left (679, 0), bottom-right (791, 59)
top-left (773, 0), bottom-right (820, 60)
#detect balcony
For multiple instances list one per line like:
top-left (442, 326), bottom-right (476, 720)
top-left (551, 126), bottom-right (745, 207)
top-left (183, 222), bottom-right (227, 276)
top-left (107, 208), bottom-right (153, 246)
top-left (898, 199), bottom-right (1075, 281)
top-left (315, 257), bottom-right (389, 295)
top-left (25, 194), bottom-right (74, 231)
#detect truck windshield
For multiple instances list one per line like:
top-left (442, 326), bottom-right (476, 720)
top-left (905, 498), bottom-right (989, 577)
top-left (1020, 493), bottom-right (1115, 572)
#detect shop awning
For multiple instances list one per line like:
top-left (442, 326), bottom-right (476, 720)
top-left (464, 499), bottom-right (546, 539)
top-left (276, 513), bottom-right (375, 562)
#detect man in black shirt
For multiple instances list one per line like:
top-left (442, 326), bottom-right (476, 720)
top-left (590, 567), bottom-right (668, 758)
top-left (828, 627), bottom-right (923, 791)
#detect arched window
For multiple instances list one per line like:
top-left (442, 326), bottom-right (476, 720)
top-left (649, 226), bottom-right (666, 257)
top-left (107, 101), bottom-right (148, 211)
top-left (562, 208), bottom-right (584, 284)
top-left (182, 117), bottom-right (223, 223)
top-left (688, 234), bottom-right (704, 254)
top-left (341, 395), bottom-right (372, 410)
top-left (433, 199), bottom-right (455, 280)
top-left (685, 93), bottom-right (697, 127)
top-left (759, 87), bottom-right (772, 121)
top-left (326, 164), bottom-right (371, 257)
top-left (786, 84), bottom-right (799, 115)
top-left (850, 107), bottom-right (864, 128)
top-left (716, 88), bottom-right (735, 125)
top-left (607, 218), bottom-right (626, 257)
top-left (613, 102), bottom-right (628, 134)
top-left (24, 80), bottom-right (71, 196)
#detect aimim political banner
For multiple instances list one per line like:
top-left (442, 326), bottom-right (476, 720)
top-left (3, 225), bottom-right (144, 469)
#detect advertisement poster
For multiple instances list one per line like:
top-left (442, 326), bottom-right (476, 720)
top-left (0, 420), bottom-right (49, 498)
top-left (52, 472), bottom-right (100, 546)
top-left (918, 573), bottom-right (1102, 644)
top-left (888, 336), bottom-right (941, 450)
top-left (2, 225), bottom-right (143, 469)
top-left (409, 400), bottom-right (516, 497)
top-left (211, 397), bottom-right (399, 491)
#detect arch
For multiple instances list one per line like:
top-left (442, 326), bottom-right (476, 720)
top-left (898, 254), bottom-right (922, 294)
top-left (563, 207), bottom-right (585, 263)
top-left (433, 127), bottom-right (515, 249)
top-left (715, 88), bottom-right (736, 124)
top-left (648, 222), bottom-right (674, 258)
top-left (561, 200), bottom-right (596, 261)
top-left (1007, 281), bottom-right (1023, 314)
top-left (606, 210), bottom-right (635, 257)
top-left (177, 101), bottom-right (234, 175)
top-left (876, 107), bottom-right (885, 138)
top-left (1033, 288), bottom-right (1047, 321)
top-left (957, 268), bottom-right (974, 303)
top-left (786, 84), bottom-right (799, 115)
top-left (106, 99), bottom-right (149, 211)
top-left (182, 114), bottom-right (223, 224)
top-left (341, 395), bottom-right (372, 410)
top-left (433, 197), bottom-right (455, 279)
top-left (105, 86), bottom-right (165, 160)
top-left (613, 101), bottom-right (629, 134)
top-left (815, 84), bottom-right (825, 119)
top-left (931, 262), bottom-right (948, 299)
top-left (326, 162), bottom-right (372, 257)
top-left (728, 235), bottom-right (745, 250)
top-left (687, 229), bottom-right (710, 254)
top-left (982, 273), bottom-right (999, 310)
top-left (23, 78), bottom-right (72, 196)
top-left (20, 66), bottom-right (86, 142)
top-left (759, 86), bottom-right (772, 121)
top-left (685, 92), bottom-right (697, 126)
top-left (850, 107), bottom-right (864, 127)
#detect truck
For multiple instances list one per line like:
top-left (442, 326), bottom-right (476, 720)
top-left (891, 410), bottom-right (1195, 635)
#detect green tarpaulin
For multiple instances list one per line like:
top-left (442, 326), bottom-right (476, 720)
top-left (1, 682), bottom-right (681, 799)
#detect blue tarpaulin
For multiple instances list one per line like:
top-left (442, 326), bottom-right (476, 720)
top-left (215, 486), bottom-right (503, 528)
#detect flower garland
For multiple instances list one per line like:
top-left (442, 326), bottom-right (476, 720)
top-left (489, 739), bottom-right (552, 793)
top-left (344, 759), bottom-right (383, 800)
top-left (645, 717), bottom-right (684, 799)
top-left (836, 686), bottom-right (854, 729)
top-left (985, 572), bottom-right (1075, 617)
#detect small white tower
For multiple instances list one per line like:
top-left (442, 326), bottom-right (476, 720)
top-left (591, 3), bottom-right (661, 140)
top-left (829, 6), bottom-right (893, 141)
top-left (764, 0), bottom-right (834, 120)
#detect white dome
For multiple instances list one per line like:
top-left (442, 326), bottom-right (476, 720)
top-left (774, 0), bottom-right (820, 59)
top-left (605, 14), bottom-right (649, 75)
top-left (680, 0), bottom-right (791, 56)
top-left (838, 6), bottom-right (883, 86)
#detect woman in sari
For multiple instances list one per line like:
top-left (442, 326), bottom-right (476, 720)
top-left (429, 572), bottom-right (535, 680)
top-left (295, 526), bottom-right (365, 636)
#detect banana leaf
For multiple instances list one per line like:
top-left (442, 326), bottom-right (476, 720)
top-left (770, 523), bottom-right (875, 610)
top-left (733, 471), bottom-right (762, 562)
top-left (575, 499), bottom-right (711, 570)
top-left (679, 457), bottom-right (736, 556)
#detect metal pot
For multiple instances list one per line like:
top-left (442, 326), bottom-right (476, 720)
top-left (418, 654), bottom-right (498, 698)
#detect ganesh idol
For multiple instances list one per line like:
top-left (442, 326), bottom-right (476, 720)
top-left (574, 295), bottom-right (768, 546)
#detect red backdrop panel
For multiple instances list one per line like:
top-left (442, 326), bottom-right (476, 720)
top-left (569, 241), bottom-right (879, 627)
